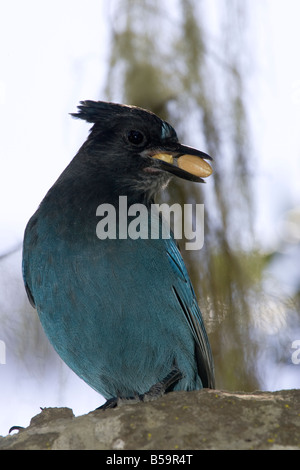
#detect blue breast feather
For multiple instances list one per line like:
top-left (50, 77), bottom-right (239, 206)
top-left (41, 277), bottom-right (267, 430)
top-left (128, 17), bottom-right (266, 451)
top-left (23, 214), bottom-right (214, 398)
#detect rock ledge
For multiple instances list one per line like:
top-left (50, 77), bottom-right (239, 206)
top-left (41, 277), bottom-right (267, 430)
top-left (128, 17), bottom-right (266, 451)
top-left (1, 389), bottom-right (299, 450)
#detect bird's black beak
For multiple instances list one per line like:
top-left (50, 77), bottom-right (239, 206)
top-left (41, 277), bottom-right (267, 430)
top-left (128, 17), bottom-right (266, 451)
top-left (148, 144), bottom-right (213, 183)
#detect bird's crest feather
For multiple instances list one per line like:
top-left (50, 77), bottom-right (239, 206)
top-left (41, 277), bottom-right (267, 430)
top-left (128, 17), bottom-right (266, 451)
top-left (70, 100), bottom-right (150, 124)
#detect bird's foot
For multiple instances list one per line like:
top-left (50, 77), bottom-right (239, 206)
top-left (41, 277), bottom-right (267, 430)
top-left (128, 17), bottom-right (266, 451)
top-left (97, 365), bottom-right (183, 410)
top-left (139, 365), bottom-right (183, 402)
top-left (97, 394), bottom-right (144, 410)
top-left (97, 397), bottom-right (119, 410)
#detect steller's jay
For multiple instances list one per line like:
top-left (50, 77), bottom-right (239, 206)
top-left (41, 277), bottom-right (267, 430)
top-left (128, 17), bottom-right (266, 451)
top-left (22, 101), bottom-right (215, 408)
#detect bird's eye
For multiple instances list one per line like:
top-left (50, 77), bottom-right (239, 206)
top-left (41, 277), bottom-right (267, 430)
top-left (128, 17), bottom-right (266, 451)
top-left (127, 130), bottom-right (145, 146)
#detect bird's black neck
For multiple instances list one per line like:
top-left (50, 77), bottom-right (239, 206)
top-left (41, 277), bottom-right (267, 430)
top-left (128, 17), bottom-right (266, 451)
top-left (49, 148), bottom-right (160, 210)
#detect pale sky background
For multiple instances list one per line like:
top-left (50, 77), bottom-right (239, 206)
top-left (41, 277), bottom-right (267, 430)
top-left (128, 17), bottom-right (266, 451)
top-left (0, 0), bottom-right (300, 436)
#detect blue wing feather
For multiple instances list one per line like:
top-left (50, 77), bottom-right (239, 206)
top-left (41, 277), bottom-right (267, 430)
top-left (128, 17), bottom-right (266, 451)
top-left (165, 237), bottom-right (215, 388)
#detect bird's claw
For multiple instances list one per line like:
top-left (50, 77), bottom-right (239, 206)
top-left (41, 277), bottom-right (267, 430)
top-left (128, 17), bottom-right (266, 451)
top-left (9, 425), bottom-right (25, 434)
top-left (97, 365), bottom-right (183, 410)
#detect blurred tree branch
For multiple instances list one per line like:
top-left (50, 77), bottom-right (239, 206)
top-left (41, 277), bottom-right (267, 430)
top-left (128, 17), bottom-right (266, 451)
top-left (104, 0), bottom-right (260, 390)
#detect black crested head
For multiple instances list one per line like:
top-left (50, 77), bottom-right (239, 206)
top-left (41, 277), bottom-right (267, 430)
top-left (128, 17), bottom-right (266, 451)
top-left (68, 100), bottom-right (213, 204)
top-left (70, 100), bottom-right (177, 142)
top-left (71, 100), bottom-right (161, 125)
